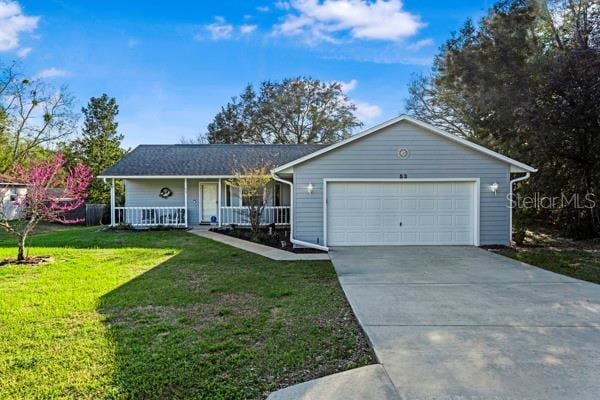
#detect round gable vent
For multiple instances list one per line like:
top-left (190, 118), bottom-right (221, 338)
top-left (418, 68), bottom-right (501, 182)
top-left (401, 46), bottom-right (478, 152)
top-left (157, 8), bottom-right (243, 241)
top-left (397, 148), bottom-right (410, 159)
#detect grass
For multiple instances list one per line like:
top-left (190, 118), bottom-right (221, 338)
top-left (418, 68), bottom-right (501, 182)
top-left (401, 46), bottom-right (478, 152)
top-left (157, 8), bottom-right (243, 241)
top-left (496, 247), bottom-right (600, 284)
top-left (0, 225), bottom-right (373, 399)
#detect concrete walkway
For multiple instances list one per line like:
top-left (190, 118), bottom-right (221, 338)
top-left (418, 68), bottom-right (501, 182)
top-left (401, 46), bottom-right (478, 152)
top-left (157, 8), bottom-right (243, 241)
top-left (267, 365), bottom-right (399, 400)
top-left (189, 228), bottom-right (329, 261)
top-left (329, 246), bottom-right (600, 400)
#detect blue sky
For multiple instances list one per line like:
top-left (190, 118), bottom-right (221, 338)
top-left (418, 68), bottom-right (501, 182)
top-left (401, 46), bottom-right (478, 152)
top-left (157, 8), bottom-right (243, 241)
top-left (2, 0), bottom-right (493, 147)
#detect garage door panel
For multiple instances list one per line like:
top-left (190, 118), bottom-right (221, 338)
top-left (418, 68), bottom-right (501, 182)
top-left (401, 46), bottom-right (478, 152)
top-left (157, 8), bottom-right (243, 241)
top-left (455, 199), bottom-right (471, 209)
top-left (419, 199), bottom-right (435, 209)
top-left (454, 183), bottom-right (472, 194)
top-left (419, 215), bottom-right (435, 226)
top-left (401, 199), bottom-right (417, 209)
top-left (438, 231), bottom-right (453, 242)
top-left (365, 199), bottom-right (381, 209)
top-left (366, 215), bottom-right (381, 227)
top-left (419, 184), bottom-right (436, 194)
top-left (455, 231), bottom-right (472, 242)
top-left (327, 181), bottom-right (475, 246)
top-left (437, 199), bottom-right (453, 209)
top-left (402, 215), bottom-right (417, 226)
top-left (438, 215), bottom-right (453, 225)
top-left (456, 215), bottom-right (471, 226)
top-left (383, 199), bottom-right (399, 210)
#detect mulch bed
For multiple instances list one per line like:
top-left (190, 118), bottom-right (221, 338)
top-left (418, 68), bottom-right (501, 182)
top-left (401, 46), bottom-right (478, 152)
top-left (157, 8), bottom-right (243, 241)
top-left (210, 227), bottom-right (326, 254)
top-left (0, 256), bottom-right (53, 266)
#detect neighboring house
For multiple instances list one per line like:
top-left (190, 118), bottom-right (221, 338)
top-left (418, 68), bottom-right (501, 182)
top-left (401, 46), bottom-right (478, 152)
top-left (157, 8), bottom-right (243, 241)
top-left (99, 115), bottom-right (536, 250)
top-left (0, 175), bottom-right (27, 221)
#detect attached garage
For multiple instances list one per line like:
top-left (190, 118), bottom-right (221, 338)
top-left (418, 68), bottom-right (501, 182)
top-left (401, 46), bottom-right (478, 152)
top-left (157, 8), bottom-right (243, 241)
top-left (325, 180), bottom-right (478, 246)
top-left (272, 115), bottom-right (537, 249)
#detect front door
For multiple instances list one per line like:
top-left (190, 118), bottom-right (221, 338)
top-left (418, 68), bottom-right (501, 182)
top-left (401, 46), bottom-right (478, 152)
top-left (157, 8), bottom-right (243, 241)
top-left (199, 183), bottom-right (218, 224)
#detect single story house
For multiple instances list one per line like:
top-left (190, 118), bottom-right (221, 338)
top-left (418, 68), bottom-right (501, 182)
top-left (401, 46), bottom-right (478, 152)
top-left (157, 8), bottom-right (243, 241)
top-left (99, 115), bottom-right (536, 250)
top-left (0, 174), bottom-right (28, 221)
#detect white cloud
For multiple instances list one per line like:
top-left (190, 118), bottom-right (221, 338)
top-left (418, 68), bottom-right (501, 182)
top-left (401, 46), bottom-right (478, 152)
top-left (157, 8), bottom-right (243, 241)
top-left (257, 5), bottom-right (270, 12)
top-left (204, 16), bottom-right (234, 40)
top-left (354, 100), bottom-right (382, 121)
top-left (336, 78), bottom-right (381, 121)
top-left (406, 38), bottom-right (433, 51)
top-left (34, 67), bottom-right (69, 80)
top-left (0, 0), bottom-right (39, 52)
top-left (240, 24), bottom-right (257, 34)
top-left (338, 78), bottom-right (357, 93)
top-left (273, 0), bottom-right (423, 44)
top-left (16, 46), bottom-right (31, 57)
top-left (275, 1), bottom-right (292, 10)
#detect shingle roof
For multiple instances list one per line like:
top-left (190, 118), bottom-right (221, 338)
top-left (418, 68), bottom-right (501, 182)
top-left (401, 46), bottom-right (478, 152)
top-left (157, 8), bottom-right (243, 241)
top-left (100, 144), bottom-right (328, 177)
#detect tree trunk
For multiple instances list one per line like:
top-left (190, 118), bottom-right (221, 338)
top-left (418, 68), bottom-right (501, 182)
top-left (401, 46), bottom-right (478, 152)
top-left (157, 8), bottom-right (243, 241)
top-left (17, 235), bottom-right (26, 262)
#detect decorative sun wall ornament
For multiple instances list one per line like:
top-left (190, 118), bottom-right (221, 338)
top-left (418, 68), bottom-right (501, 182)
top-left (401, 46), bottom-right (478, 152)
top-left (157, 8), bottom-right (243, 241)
top-left (397, 147), bottom-right (410, 159)
top-left (159, 187), bottom-right (173, 199)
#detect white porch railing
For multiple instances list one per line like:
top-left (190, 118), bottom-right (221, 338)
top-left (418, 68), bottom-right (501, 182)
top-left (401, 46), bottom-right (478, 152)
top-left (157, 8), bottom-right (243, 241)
top-left (115, 207), bottom-right (187, 227)
top-left (221, 206), bottom-right (290, 226)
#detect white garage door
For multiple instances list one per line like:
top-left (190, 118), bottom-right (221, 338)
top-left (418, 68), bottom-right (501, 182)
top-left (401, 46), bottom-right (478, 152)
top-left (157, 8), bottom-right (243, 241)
top-left (326, 181), bottom-right (475, 246)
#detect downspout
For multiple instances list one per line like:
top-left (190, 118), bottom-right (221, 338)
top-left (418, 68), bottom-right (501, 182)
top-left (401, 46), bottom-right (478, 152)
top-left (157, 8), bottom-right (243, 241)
top-left (272, 172), bottom-right (329, 252)
top-left (509, 172), bottom-right (530, 244)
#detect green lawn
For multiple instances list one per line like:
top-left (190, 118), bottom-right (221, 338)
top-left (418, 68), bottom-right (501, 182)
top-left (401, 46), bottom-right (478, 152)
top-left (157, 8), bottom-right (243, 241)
top-left (496, 248), bottom-right (600, 284)
top-left (0, 226), bottom-right (373, 399)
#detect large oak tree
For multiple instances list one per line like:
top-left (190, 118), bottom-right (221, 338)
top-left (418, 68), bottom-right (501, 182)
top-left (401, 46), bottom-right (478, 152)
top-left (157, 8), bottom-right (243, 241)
top-left (205, 77), bottom-right (362, 145)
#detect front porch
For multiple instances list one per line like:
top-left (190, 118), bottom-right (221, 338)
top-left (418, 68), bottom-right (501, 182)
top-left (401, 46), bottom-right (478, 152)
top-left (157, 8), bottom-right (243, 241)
top-left (109, 178), bottom-right (291, 228)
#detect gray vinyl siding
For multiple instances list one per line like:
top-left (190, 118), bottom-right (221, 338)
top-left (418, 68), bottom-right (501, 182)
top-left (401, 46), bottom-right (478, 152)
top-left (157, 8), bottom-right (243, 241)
top-left (124, 178), bottom-right (291, 226)
top-left (293, 120), bottom-right (511, 246)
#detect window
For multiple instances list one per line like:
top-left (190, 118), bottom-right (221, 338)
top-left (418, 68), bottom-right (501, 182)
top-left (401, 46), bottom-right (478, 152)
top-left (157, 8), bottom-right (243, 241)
top-left (9, 188), bottom-right (18, 202)
top-left (272, 183), bottom-right (282, 206)
top-left (225, 184), bottom-right (232, 206)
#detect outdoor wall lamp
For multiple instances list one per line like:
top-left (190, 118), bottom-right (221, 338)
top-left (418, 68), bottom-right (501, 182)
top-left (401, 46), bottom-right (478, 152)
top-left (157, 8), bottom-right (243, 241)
top-left (490, 182), bottom-right (499, 195)
top-left (307, 183), bottom-right (314, 195)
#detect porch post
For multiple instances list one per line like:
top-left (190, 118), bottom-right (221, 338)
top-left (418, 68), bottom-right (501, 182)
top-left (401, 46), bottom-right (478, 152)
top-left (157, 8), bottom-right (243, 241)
top-left (110, 178), bottom-right (116, 227)
top-left (184, 178), bottom-right (188, 227)
top-left (218, 178), bottom-right (222, 227)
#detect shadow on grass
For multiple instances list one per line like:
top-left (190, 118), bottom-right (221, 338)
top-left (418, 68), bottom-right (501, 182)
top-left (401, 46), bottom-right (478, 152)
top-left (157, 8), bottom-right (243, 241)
top-left (85, 229), bottom-right (374, 399)
top-left (0, 227), bottom-right (373, 398)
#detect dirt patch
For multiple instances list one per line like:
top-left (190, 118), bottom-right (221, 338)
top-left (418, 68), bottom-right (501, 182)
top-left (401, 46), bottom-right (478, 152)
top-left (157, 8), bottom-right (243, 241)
top-left (0, 256), bottom-right (53, 266)
top-left (519, 226), bottom-right (600, 252)
top-left (211, 227), bottom-right (326, 254)
top-left (102, 293), bottom-right (261, 330)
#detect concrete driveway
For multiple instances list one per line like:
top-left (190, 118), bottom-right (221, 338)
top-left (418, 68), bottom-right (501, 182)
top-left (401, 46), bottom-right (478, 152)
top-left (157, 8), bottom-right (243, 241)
top-left (330, 246), bottom-right (600, 400)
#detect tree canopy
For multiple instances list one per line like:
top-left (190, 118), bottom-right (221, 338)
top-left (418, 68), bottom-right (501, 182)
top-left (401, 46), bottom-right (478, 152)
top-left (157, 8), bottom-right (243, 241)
top-left (406, 0), bottom-right (600, 237)
top-left (0, 62), bottom-right (77, 172)
top-left (70, 94), bottom-right (127, 204)
top-left (205, 77), bottom-right (362, 145)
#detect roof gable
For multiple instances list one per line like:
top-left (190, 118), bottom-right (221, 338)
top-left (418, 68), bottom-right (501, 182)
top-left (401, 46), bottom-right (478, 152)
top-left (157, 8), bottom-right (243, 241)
top-left (272, 115), bottom-right (537, 173)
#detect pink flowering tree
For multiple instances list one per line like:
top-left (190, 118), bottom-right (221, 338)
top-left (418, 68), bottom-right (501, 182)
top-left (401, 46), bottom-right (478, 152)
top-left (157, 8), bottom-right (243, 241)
top-left (0, 153), bottom-right (92, 262)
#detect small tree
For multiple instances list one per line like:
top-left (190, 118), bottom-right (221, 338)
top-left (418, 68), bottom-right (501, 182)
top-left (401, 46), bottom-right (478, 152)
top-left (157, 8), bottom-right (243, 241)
top-left (0, 153), bottom-right (92, 262)
top-left (226, 164), bottom-right (272, 234)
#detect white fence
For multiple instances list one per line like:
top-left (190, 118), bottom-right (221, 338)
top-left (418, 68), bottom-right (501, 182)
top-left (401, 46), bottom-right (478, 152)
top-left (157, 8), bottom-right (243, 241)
top-left (115, 207), bottom-right (187, 227)
top-left (221, 206), bottom-right (290, 226)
